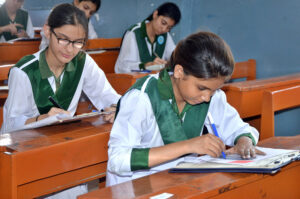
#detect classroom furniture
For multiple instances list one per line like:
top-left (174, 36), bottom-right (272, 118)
top-left (86, 38), bottom-right (121, 74)
top-left (0, 116), bottom-right (112, 199)
top-left (260, 85), bottom-right (300, 140)
top-left (222, 73), bottom-right (300, 119)
top-left (78, 135), bottom-right (300, 199)
top-left (231, 59), bottom-right (256, 80)
top-left (0, 40), bottom-right (40, 64)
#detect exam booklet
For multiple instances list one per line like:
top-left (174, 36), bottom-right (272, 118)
top-left (169, 147), bottom-right (300, 174)
top-left (5, 111), bottom-right (109, 133)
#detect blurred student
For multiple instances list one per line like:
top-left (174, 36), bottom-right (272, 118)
top-left (114, 2), bottom-right (181, 73)
top-left (39, 0), bottom-right (101, 49)
top-left (0, 0), bottom-right (34, 42)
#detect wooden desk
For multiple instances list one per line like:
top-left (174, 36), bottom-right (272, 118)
top-left (78, 135), bottom-right (300, 199)
top-left (0, 40), bottom-right (40, 64)
top-left (106, 73), bottom-right (149, 95)
top-left (0, 117), bottom-right (112, 199)
top-left (223, 73), bottom-right (300, 119)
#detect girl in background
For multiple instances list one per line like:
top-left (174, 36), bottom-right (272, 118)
top-left (114, 2), bottom-right (181, 73)
top-left (39, 0), bottom-right (101, 49)
top-left (107, 31), bottom-right (264, 186)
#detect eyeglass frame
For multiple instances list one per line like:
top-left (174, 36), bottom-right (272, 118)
top-left (50, 29), bottom-right (86, 49)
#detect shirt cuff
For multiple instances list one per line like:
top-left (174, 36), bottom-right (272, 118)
top-left (130, 148), bottom-right (150, 171)
top-left (234, 133), bottom-right (257, 146)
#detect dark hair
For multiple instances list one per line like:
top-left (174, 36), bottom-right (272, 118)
top-left (78, 0), bottom-right (101, 11)
top-left (146, 2), bottom-right (181, 25)
top-left (168, 32), bottom-right (235, 80)
top-left (47, 3), bottom-right (89, 40)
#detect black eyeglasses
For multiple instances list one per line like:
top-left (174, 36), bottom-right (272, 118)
top-left (51, 29), bottom-right (85, 49)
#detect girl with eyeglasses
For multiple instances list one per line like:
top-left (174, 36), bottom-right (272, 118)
top-left (39, 0), bottom-right (101, 49)
top-left (114, 2), bottom-right (181, 73)
top-left (1, 3), bottom-right (120, 134)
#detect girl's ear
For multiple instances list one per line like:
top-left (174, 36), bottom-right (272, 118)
top-left (43, 24), bottom-right (51, 39)
top-left (173, 64), bottom-right (184, 79)
top-left (153, 10), bottom-right (158, 20)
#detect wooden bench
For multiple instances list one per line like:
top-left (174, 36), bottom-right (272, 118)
top-left (231, 59), bottom-right (256, 80)
top-left (0, 117), bottom-right (112, 199)
top-left (260, 84), bottom-right (300, 140)
top-left (0, 40), bottom-right (40, 65)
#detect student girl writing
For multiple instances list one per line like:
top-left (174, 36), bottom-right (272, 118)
top-left (39, 0), bottom-right (101, 49)
top-left (1, 3), bottom-right (120, 135)
top-left (107, 31), bottom-right (264, 186)
top-left (114, 2), bottom-right (181, 73)
top-left (0, 0), bottom-right (34, 42)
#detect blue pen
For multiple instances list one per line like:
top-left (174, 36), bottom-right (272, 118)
top-left (207, 112), bottom-right (226, 159)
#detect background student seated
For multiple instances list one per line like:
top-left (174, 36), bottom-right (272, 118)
top-left (39, 0), bottom-right (101, 50)
top-left (0, 0), bottom-right (34, 42)
top-left (114, 2), bottom-right (181, 73)
top-left (107, 31), bottom-right (264, 186)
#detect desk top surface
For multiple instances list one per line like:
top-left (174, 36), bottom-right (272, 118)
top-left (78, 135), bottom-right (300, 199)
top-left (223, 73), bottom-right (300, 91)
top-left (0, 117), bottom-right (112, 153)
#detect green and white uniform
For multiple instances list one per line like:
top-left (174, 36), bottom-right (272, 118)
top-left (1, 49), bottom-right (120, 133)
top-left (0, 3), bottom-right (34, 42)
top-left (106, 69), bottom-right (259, 186)
top-left (114, 20), bottom-right (175, 73)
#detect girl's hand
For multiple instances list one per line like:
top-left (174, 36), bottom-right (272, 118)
top-left (47, 107), bottom-right (70, 117)
top-left (226, 136), bottom-right (265, 159)
top-left (152, 57), bottom-right (167, 65)
top-left (102, 105), bottom-right (117, 123)
top-left (16, 29), bottom-right (29, 38)
top-left (187, 133), bottom-right (226, 158)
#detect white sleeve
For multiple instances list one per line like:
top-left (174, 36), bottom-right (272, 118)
top-left (107, 89), bottom-right (155, 176)
top-left (26, 16), bottom-right (34, 38)
top-left (82, 54), bottom-right (120, 110)
top-left (162, 33), bottom-right (175, 61)
top-left (205, 90), bottom-right (259, 146)
top-left (114, 31), bottom-right (141, 73)
top-left (0, 67), bottom-right (39, 133)
top-left (88, 20), bottom-right (98, 39)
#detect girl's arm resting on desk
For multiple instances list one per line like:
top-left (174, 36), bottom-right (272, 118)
top-left (149, 133), bottom-right (225, 167)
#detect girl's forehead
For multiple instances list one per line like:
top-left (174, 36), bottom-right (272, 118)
top-left (54, 25), bottom-right (86, 39)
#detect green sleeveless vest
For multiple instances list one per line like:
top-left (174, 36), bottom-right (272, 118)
top-left (14, 51), bottom-right (86, 114)
top-left (129, 21), bottom-right (167, 68)
top-left (0, 4), bottom-right (28, 41)
top-left (116, 69), bottom-right (210, 171)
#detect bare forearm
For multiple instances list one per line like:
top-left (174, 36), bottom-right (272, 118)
top-left (148, 140), bottom-right (190, 167)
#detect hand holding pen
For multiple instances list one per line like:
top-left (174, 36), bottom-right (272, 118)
top-left (207, 112), bottom-right (226, 159)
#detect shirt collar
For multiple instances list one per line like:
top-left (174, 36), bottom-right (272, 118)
top-left (39, 49), bottom-right (75, 79)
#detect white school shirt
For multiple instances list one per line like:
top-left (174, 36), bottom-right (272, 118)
top-left (106, 74), bottom-right (259, 186)
top-left (39, 20), bottom-right (98, 50)
top-left (0, 50), bottom-right (120, 134)
top-left (114, 30), bottom-right (175, 73)
top-left (0, 15), bottom-right (34, 42)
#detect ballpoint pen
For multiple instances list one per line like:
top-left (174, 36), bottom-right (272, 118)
top-left (207, 112), bottom-right (226, 159)
top-left (48, 96), bottom-right (63, 109)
